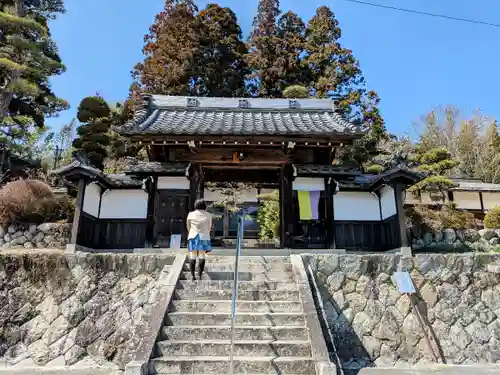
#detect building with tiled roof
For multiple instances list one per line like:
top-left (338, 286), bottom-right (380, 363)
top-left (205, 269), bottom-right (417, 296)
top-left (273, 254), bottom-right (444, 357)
top-left (55, 96), bottom-right (422, 252)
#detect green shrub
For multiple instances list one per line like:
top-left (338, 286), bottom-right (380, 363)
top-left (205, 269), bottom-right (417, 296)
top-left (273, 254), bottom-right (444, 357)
top-left (364, 164), bottom-right (385, 174)
top-left (257, 190), bottom-right (280, 240)
top-left (484, 206), bottom-right (500, 229)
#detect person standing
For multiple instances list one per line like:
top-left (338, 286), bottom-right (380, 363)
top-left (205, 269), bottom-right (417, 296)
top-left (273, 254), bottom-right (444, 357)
top-left (186, 199), bottom-right (213, 281)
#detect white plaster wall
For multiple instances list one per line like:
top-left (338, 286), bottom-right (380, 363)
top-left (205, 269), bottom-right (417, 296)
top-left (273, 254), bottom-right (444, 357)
top-left (292, 177), bottom-right (325, 191)
top-left (99, 190), bottom-right (148, 219)
top-left (82, 183), bottom-right (101, 217)
top-left (334, 191), bottom-right (381, 221)
top-left (205, 188), bottom-right (259, 203)
top-left (157, 176), bottom-right (190, 190)
top-left (453, 191), bottom-right (482, 210)
top-left (380, 186), bottom-right (397, 219)
top-left (482, 192), bottom-right (500, 210)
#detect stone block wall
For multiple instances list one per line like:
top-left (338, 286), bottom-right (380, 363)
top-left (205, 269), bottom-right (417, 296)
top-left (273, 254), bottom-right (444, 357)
top-left (0, 223), bottom-right (71, 250)
top-left (0, 251), bottom-right (174, 370)
top-left (304, 254), bottom-right (500, 369)
top-left (410, 228), bottom-right (500, 252)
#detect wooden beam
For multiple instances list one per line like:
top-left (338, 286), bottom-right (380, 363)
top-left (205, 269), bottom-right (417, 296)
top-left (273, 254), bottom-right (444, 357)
top-left (145, 176), bottom-right (158, 247)
top-left (394, 183), bottom-right (408, 248)
top-left (70, 179), bottom-right (86, 245)
top-left (325, 178), bottom-right (334, 249)
top-left (189, 163), bottom-right (204, 211)
top-left (280, 164), bottom-right (294, 248)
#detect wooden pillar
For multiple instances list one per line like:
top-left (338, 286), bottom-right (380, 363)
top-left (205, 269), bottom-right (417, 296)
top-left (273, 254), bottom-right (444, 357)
top-left (325, 178), bottom-right (334, 249)
top-left (280, 164), bottom-right (293, 248)
top-left (189, 163), bottom-right (204, 211)
top-left (394, 183), bottom-right (408, 247)
top-left (70, 178), bottom-right (86, 245)
top-left (145, 176), bottom-right (158, 247)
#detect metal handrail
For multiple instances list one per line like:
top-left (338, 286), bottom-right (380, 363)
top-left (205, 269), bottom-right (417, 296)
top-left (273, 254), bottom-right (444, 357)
top-left (229, 213), bottom-right (244, 375)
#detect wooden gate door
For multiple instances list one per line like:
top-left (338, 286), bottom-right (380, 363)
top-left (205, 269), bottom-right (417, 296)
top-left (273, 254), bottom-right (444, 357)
top-left (154, 190), bottom-right (189, 248)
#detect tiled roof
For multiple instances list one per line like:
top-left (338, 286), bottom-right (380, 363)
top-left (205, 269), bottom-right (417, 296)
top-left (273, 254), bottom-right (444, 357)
top-left (115, 95), bottom-right (362, 137)
top-left (123, 161), bottom-right (189, 175)
top-left (451, 180), bottom-right (500, 192)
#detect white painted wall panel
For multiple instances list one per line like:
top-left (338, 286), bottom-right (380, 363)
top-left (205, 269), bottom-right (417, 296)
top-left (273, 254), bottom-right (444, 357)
top-left (292, 177), bottom-right (325, 191)
top-left (334, 192), bottom-right (381, 221)
top-left (99, 190), bottom-right (148, 219)
top-left (453, 191), bottom-right (482, 210)
top-left (157, 176), bottom-right (189, 190)
top-left (82, 183), bottom-right (100, 217)
top-left (380, 186), bottom-right (397, 219)
top-left (482, 192), bottom-right (500, 210)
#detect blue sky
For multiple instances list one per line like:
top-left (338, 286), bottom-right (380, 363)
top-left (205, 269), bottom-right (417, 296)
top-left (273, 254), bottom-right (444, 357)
top-left (47, 0), bottom-right (500, 136)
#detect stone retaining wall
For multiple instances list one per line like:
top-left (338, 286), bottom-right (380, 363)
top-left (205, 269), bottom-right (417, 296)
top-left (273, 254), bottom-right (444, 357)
top-left (0, 223), bottom-right (71, 250)
top-left (410, 228), bottom-right (500, 252)
top-left (0, 251), bottom-right (174, 371)
top-left (304, 254), bottom-right (500, 369)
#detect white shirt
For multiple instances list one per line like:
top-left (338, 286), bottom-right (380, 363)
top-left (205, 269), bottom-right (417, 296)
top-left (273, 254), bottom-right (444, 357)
top-left (186, 210), bottom-right (213, 240)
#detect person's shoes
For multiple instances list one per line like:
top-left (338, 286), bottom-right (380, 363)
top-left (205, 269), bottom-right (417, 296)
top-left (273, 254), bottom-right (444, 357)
top-left (198, 259), bottom-right (206, 280)
top-left (189, 258), bottom-right (197, 281)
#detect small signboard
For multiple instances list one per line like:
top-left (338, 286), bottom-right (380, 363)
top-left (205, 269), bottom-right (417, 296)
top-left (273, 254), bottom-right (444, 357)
top-left (170, 234), bottom-right (182, 250)
top-left (393, 271), bottom-right (416, 294)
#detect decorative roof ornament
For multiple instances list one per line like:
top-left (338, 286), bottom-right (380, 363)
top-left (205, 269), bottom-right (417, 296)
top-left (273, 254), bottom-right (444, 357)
top-left (238, 99), bottom-right (249, 109)
top-left (187, 98), bottom-right (198, 107)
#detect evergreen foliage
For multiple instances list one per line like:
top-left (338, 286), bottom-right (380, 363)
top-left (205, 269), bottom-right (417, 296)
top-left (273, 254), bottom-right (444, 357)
top-left (408, 146), bottom-right (458, 201)
top-left (257, 190), bottom-right (280, 240)
top-left (484, 206), bottom-right (500, 229)
top-left (72, 96), bottom-right (111, 170)
top-left (0, 0), bottom-right (67, 158)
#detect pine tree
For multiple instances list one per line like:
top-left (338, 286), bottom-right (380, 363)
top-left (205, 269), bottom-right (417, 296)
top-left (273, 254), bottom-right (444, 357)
top-left (72, 96), bottom-right (112, 170)
top-left (131, 0), bottom-right (199, 96)
top-left (0, 0), bottom-right (67, 156)
top-left (193, 4), bottom-right (248, 97)
top-left (408, 146), bottom-right (458, 202)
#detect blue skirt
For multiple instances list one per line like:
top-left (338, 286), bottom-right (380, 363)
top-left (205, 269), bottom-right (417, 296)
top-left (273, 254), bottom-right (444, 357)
top-left (188, 234), bottom-right (212, 252)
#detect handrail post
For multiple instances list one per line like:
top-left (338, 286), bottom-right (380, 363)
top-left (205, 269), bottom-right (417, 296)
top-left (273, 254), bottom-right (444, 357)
top-left (229, 212), bottom-right (244, 375)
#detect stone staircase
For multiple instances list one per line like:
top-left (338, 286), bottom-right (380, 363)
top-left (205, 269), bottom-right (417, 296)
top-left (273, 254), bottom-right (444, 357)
top-left (148, 256), bottom-right (317, 374)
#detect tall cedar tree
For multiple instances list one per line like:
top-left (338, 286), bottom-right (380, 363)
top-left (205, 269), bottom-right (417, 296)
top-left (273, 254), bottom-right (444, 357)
top-left (247, 0), bottom-right (282, 97)
top-left (304, 6), bottom-right (387, 165)
top-left (248, 10), bottom-right (309, 97)
top-left (0, 0), bottom-right (67, 155)
top-left (193, 4), bottom-right (248, 97)
top-left (131, 0), bottom-right (199, 98)
top-left (72, 96), bottom-right (111, 170)
top-left (131, 1), bottom-right (248, 100)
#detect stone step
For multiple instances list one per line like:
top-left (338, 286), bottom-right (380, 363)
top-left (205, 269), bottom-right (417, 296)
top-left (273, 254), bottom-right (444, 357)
top-left (176, 280), bottom-right (298, 291)
top-left (179, 271), bottom-right (295, 281)
top-left (182, 262), bottom-right (293, 272)
top-left (196, 256), bottom-right (291, 263)
top-left (148, 356), bottom-right (315, 374)
top-left (165, 312), bottom-right (306, 326)
top-left (173, 289), bottom-right (300, 301)
top-left (169, 300), bottom-right (303, 313)
top-left (155, 339), bottom-right (312, 357)
top-left (160, 325), bottom-right (309, 341)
